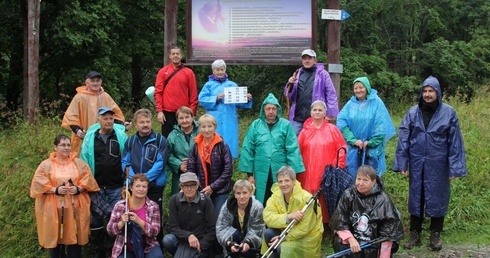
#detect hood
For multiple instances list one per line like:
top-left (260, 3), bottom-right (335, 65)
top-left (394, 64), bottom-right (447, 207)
top-left (49, 152), bottom-right (75, 164)
top-left (419, 76), bottom-right (442, 107)
top-left (353, 76), bottom-right (372, 95)
top-left (75, 85), bottom-right (105, 95)
top-left (259, 93), bottom-right (282, 121)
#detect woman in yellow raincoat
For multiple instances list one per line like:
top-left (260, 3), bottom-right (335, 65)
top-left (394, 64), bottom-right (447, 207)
top-left (262, 166), bottom-right (323, 258)
top-left (30, 134), bottom-right (99, 257)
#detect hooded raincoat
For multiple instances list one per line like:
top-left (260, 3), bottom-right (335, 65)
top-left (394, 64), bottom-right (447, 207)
top-left (262, 181), bottom-right (323, 257)
top-left (199, 76), bottom-right (253, 158)
top-left (392, 76), bottom-right (467, 217)
top-left (238, 93), bottom-right (305, 204)
top-left (166, 121), bottom-right (199, 195)
top-left (337, 77), bottom-right (396, 176)
top-left (30, 152), bottom-right (100, 248)
top-left (62, 86), bottom-right (125, 157)
top-left (330, 177), bottom-right (404, 245)
top-left (298, 117), bottom-right (347, 222)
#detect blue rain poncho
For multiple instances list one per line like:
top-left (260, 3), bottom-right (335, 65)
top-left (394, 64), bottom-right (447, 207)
top-left (392, 76), bottom-right (467, 217)
top-left (337, 77), bottom-right (396, 176)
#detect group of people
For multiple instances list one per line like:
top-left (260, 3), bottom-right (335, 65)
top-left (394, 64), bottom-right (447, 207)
top-left (29, 46), bottom-right (467, 258)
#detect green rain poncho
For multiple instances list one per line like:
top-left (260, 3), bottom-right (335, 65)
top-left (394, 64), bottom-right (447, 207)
top-left (238, 93), bottom-right (305, 204)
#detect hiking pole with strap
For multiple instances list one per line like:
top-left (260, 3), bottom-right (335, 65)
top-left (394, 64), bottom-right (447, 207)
top-left (326, 237), bottom-right (388, 258)
top-left (261, 188), bottom-right (322, 258)
top-left (67, 179), bottom-right (78, 238)
top-left (123, 176), bottom-right (129, 258)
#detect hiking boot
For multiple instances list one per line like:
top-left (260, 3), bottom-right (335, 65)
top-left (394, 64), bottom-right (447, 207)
top-left (429, 231), bottom-right (442, 251)
top-left (403, 230), bottom-right (422, 249)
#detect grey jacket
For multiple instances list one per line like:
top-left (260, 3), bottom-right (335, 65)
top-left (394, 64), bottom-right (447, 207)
top-left (216, 196), bottom-right (265, 249)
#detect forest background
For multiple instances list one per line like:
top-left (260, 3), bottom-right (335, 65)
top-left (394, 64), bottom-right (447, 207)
top-left (0, 0), bottom-right (489, 257)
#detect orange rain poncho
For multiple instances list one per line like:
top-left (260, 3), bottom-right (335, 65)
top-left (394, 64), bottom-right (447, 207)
top-left (61, 86), bottom-right (125, 156)
top-left (30, 152), bottom-right (99, 248)
top-left (297, 117), bottom-right (347, 223)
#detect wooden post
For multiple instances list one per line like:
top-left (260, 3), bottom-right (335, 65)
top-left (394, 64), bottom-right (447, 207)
top-left (164, 0), bottom-right (178, 65)
top-left (327, 0), bottom-right (341, 100)
top-left (23, 0), bottom-right (40, 123)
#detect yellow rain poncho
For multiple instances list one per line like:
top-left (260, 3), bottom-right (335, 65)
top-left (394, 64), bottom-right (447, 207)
top-left (30, 152), bottom-right (99, 248)
top-left (262, 181), bottom-right (323, 257)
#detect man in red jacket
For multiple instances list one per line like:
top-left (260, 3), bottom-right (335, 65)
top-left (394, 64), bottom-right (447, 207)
top-left (154, 46), bottom-right (198, 138)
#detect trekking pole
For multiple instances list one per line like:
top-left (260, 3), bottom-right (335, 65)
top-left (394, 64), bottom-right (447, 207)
top-left (326, 237), bottom-right (388, 258)
top-left (123, 177), bottom-right (129, 258)
top-left (60, 184), bottom-right (65, 240)
top-left (261, 188), bottom-right (321, 258)
top-left (67, 179), bottom-right (78, 238)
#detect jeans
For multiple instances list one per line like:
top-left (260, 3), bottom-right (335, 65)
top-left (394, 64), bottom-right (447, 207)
top-left (211, 193), bottom-right (229, 219)
top-left (291, 120), bottom-right (304, 136)
top-left (117, 245), bottom-right (164, 258)
top-left (264, 228), bottom-right (282, 258)
top-left (90, 186), bottom-right (122, 229)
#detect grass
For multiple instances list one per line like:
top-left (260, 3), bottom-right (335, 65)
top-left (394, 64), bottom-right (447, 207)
top-left (0, 87), bottom-right (489, 257)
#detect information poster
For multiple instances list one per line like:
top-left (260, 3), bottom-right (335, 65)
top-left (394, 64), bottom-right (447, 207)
top-left (190, 0), bottom-right (313, 62)
top-left (224, 87), bottom-right (248, 104)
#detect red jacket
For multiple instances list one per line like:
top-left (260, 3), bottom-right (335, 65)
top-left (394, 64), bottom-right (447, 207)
top-left (154, 63), bottom-right (198, 114)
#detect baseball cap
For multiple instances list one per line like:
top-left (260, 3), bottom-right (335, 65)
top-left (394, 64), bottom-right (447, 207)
top-left (86, 71), bottom-right (102, 79)
top-left (301, 49), bottom-right (316, 58)
top-left (180, 173), bottom-right (199, 183)
top-left (98, 107), bottom-right (114, 116)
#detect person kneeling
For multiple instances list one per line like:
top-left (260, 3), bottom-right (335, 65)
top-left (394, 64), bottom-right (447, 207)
top-left (262, 166), bottom-right (323, 258)
top-left (216, 179), bottom-right (264, 258)
top-left (330, 165), bottom-right (404, 258)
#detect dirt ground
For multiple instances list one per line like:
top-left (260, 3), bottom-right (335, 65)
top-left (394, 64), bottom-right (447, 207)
top-left (394, 245), bottom-right (490, 258)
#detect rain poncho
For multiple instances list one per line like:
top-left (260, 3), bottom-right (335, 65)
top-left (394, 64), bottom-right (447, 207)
top-left (330, 177), bottom-right (404, 244)
top-left (393, 76), bottom-right (467, 217)
top-left (30, 152), bottom-right (100, 248)
top-left (62, 86), bottom-right (125, 157)
top-left (298, 117), bottom-right (347, 222)
top-left (238, 93), bottom-right (305, 204)
top-left (337, 77), bottom-right (396, 176)
top-left (199, 76), bottom-right (252, 158)
top-left (262, 181), bottom-right (323, 257)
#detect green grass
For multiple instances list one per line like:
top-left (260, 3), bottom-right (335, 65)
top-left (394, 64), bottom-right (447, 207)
top-left (1, 87), bottom-right (489, 257)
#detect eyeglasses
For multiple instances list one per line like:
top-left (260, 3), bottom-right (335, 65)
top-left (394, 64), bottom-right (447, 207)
top-left (180, 183), bottom-right (197, 188)
top-left (57, 144), bottom-right (71, 148)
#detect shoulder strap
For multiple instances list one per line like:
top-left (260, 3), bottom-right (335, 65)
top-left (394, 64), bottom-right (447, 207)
top-left (156, 133), bottom-right (162, 148)
top-left (163, 66), bottom-right (184, 91)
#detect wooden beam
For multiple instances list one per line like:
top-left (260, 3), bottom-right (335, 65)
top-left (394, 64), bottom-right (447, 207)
top-left (164, 0), bottom-right (178, 65)
top-left (23, 0), bottom-right (40, 123)
top-left (327, 0), bottom-right (341, 101)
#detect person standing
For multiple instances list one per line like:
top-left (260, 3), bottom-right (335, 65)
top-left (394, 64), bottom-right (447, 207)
top-left (337, 77), bottom-right (396, 177)
top-left (166, 106), bottom-right (200, 195)
top-left (30, 134), bottom-right (100, 258)
top-left (393, 76), bottom-right (467, 251)
top-left (62, 71), bottom-right (128, 157)
top-left (122, 109), bottom-right (168, 242)
top-left (198, 59), bottom-right (252, 159)
top-left (238, 93), bottom-right (304, 204)
top-left (80, 107), bottom-right (128, 258)
top-left (154, 46), bottom-right (198, 138)
top-left (297, 100), bottom-right (346, 224)
top-left (284, 49), bottom-right (339, 135)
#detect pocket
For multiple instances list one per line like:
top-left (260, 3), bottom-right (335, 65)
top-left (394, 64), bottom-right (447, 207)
top-left (144, 144), bottom-right (158, 163)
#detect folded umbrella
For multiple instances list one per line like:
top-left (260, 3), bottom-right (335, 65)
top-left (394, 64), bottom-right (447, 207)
top-left (322, 147), bottom-right (354, 216)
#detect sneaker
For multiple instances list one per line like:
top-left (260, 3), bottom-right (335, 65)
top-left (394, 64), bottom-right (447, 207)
top-left (429, 231), bottom-right (442, 251)
top-left (403, 230), bottom-right (422, 249)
